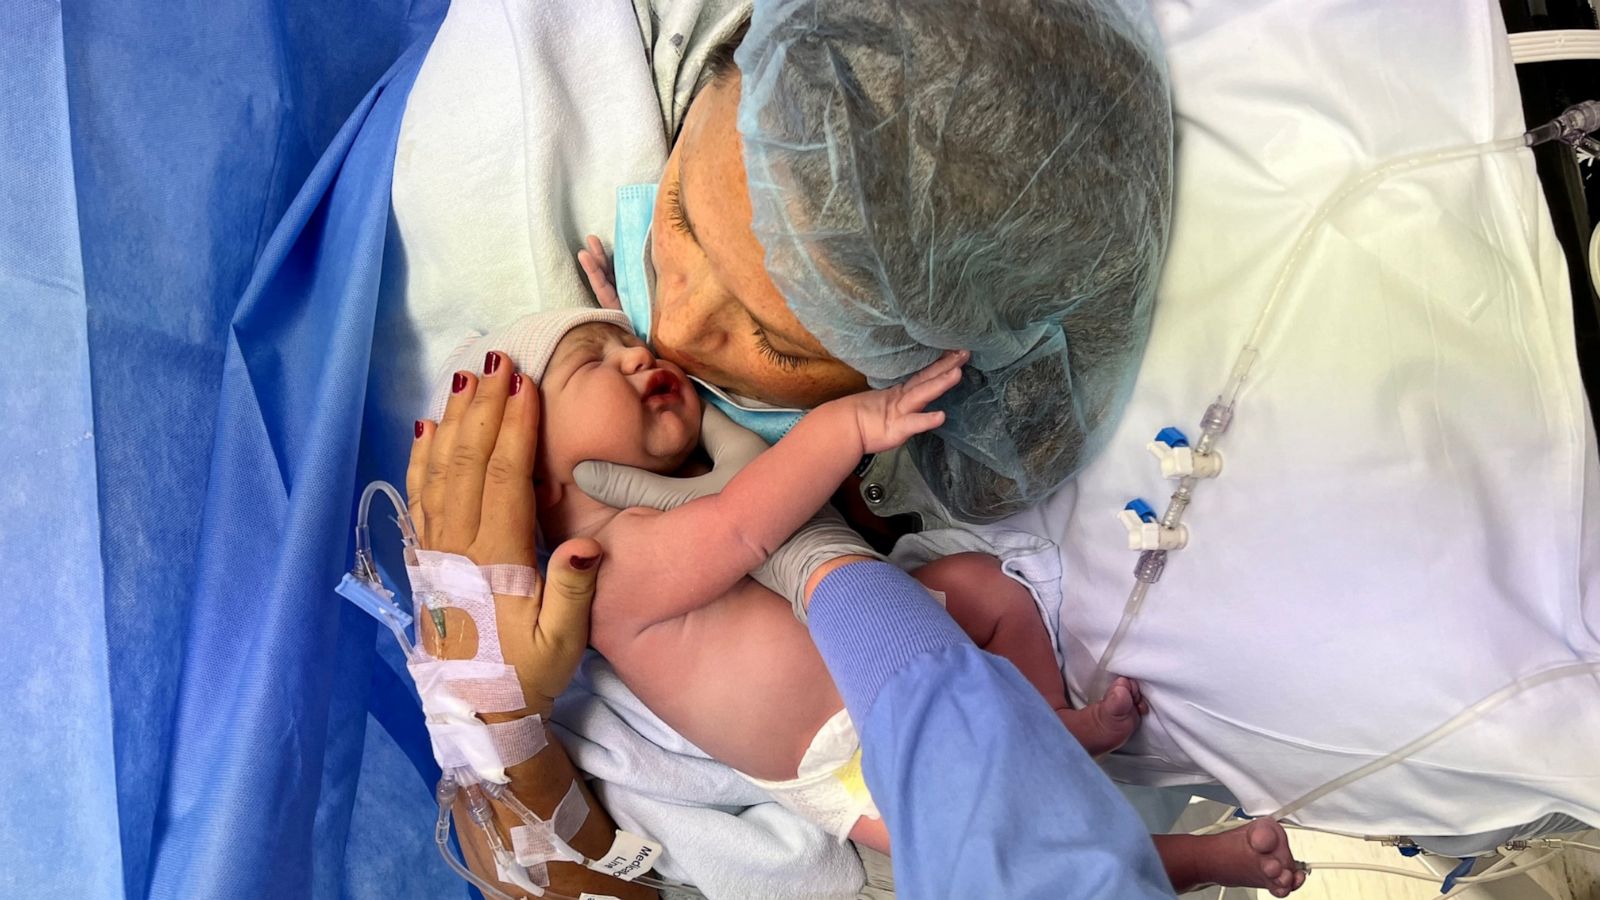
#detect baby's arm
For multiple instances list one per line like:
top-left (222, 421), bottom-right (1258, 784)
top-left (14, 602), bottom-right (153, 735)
top-left (606, 352), bottom-right (967, 630)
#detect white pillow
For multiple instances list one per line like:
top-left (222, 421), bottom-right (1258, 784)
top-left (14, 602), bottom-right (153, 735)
top-left (386, 0), bottom-right (669, 420)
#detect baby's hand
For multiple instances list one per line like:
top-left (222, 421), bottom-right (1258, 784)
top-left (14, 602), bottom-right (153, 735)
top-left (578, 234), bottom-right (621, 310)
top-left (839, 350), bottom-right (968, 454)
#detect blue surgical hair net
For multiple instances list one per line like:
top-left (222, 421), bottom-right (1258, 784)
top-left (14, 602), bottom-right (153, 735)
top-left (736, 0), bottom-right (1174, 522)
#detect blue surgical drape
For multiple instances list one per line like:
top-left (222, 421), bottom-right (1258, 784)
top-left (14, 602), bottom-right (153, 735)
top-left (0, 0), bottom-right (460, 895)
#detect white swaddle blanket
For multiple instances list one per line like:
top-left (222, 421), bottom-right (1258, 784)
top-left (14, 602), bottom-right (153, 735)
top-left (933, 0), bottom-right (1600, 841)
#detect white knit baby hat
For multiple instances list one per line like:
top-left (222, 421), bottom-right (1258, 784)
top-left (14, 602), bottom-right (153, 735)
top-left (426, 308), bottom-right (634, 420)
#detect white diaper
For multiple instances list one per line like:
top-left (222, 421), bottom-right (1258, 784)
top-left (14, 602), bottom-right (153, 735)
top-left (740, 709), bottom-right (880, 841)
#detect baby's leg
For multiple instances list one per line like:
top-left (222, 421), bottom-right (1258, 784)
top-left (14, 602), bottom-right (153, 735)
top-left (910, 553), bottom-right (1141, 757)
top-left (1153, 819), bottom-right (1307, 897)
top-left (847, 814), bottom-right (891, 856)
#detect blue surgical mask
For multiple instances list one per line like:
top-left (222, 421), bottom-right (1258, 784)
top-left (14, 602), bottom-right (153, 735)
top-left (612, 183), bottom-right (804, 445)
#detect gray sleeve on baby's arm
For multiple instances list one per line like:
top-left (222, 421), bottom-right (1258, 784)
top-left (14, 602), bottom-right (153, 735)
top-left (751, 504), bottom-right (886, 624)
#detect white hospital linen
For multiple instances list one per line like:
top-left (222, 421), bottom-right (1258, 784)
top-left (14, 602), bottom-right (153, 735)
top-left (385, 0), bottom-right (747, 421)
top-left (960, 0), bottom-right (1600, 840)
top-left (388, 0), bottom-right (1600, 860)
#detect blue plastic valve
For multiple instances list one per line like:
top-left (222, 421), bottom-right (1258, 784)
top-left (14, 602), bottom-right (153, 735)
top-left (1440, 857), bottom-right (1475, 892)
top-left (336, 572), bottom-right (414, 630)
top-left (1155, 426), bottom-right (1190, 448)
top-left (1124, 499), bottom-right (1158, 523)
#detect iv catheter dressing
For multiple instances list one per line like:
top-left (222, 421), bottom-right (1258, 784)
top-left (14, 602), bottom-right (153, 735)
top-left (336, 481), bottom-right (705, 899)
top-left (1088, 101), bottom-right (1600, 820)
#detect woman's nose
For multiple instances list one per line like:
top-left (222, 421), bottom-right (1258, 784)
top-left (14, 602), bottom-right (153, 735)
top-left (654, 283), bottom-right (725, 364)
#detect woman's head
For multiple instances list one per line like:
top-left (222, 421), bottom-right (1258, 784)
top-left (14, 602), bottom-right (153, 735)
top-left (648, 72), bottom-right (870, 410)
top-left (654, 0), bottom-right (1173, 521)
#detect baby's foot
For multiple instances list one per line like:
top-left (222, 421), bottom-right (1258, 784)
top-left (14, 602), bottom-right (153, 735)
top-left (1056, 676), bottom-right (1145, 757)
top-left (1159, 819), bottom-right (1306, 898)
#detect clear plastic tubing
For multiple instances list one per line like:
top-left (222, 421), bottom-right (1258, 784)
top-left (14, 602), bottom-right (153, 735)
top-left (1268, 660), bottom-right (1600, 822)
top-left (356, 479), bottom-right (418, 576)
top-left (1086, 132), bottom-right (1529, 700)
top-left (435, 775), bottom-right (529, 900)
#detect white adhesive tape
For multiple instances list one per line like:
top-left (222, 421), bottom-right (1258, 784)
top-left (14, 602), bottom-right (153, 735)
top-left (552, 779), bottom-right (588, 841)
top-left (483, 563), bottom-right (539, 597)
top-left (512, 821), bottom-right (558, 867)
top-left (494, 858), bottom-right (546, 896)
top-left (410, 659), bottom-right (527, 713)
top-left (425, 720), bottom-right (506, 781)
top-left (584, 830), bottom-right (662, 882)
top-left (487, 715), bottom-right (548, 769)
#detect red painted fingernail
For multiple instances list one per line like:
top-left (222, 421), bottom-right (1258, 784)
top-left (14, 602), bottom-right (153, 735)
top-left (414, 420), bottom-right (425, 439)
top-left (569, 553), bottom-right (599, 571)
top-left (452, 372), bottom-right (467, 393)
top-left (484, 352), bottom-right (501, 375)
top-left (510, 372), bottom-right (523, 395)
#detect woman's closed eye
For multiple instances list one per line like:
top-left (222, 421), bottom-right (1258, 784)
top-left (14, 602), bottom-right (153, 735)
top-left (752, 325), bottom-right (807, 371)
top-left (665, 184), bottom-right (694, 240)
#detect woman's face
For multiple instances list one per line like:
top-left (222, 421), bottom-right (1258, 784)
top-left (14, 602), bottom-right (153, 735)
top-left (648, 75), bottom-right (868, 409)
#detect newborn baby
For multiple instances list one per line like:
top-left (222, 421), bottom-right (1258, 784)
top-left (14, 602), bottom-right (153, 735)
top-left (435, 306), bottom-right (1302, 897)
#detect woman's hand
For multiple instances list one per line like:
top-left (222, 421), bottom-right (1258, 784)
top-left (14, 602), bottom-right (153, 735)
top-left (407, 351), bottom-right (600, 717)
top-left (578, 235), bottom-right (622, 311)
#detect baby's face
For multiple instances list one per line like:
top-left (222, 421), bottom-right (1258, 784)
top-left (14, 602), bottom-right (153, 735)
top-left (537, 323), bottom-right (702, 482)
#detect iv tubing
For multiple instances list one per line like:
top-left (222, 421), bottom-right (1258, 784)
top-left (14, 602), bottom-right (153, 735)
top-left (1087, 131), bottom-right (1532, 698)
top-left (350, 481), bottom-right (422, 660)
top-left (436, 775), bottom-right (522, 900)
top-left (352, 483), bottom-right (696, 898)
top-left (357, 480), bottom-right (419, 573)
top-left (1267, 660), bottom-right (1600, 822)
top-left (478, 783), bottom-right (707, 897)
top-left (1251, 848), bottom-right (1563, 894)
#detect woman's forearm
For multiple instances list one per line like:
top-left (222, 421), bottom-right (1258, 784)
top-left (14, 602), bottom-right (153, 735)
top-left (457, 714), bottom-right (656, 899)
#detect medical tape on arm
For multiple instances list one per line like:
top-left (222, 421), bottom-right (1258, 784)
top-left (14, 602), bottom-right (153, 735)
top-left (516, 781), bottom-right (662, 883)
top-left (512, 780), bottom-right (589, 867)
top-left (405, 549), bottom-right (549, 783)
top-left (506, 778), bottom-right (666, 883)
top-left (408, 659), bottom-right (527, 712)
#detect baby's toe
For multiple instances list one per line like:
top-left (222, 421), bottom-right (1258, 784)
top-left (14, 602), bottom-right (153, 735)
top-left (1105, 680), bottom-right (1137, 718)
top-left (1251, 819), bottom-right (1305, 894)
top-left (1246, 818), bottom-right (1282, 854)
top-left (1125, 679), bottom-right (1150, 714)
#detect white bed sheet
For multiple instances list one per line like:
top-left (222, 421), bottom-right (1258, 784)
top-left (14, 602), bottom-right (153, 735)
top-left (975, 0), bottom-right (1600, 839)
top-left (389, 0), bottom-right (1600, 850)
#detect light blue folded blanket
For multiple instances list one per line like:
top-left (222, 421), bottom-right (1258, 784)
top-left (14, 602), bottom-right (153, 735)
top-left (553, 653), bottom-right (867, 899)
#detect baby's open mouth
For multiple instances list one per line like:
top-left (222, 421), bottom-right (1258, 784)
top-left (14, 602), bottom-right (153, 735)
top-left (642, 370), bottom-right (680, 403)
